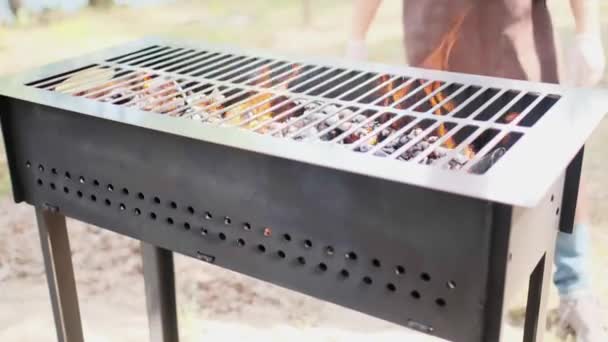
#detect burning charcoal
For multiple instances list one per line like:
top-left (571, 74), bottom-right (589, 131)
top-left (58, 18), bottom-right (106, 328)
top-left (191, 114), bottom-right (203, 121)
top-left (310, 112), bottom-right (326, 122)
top-left (324, 115), bottom-right (340, 126)
top-left (469, 148), bottom-right (507, 174)
top-left (418, 141), bottom-right (431, 151)
top-left (358, 143), bottom-right (374, 153)
top-left (382, 146), bottom-right (396, 155)
top-left (294, 126), bottom-right (319, 140)
top-left (453, 153), bottom-right (469, 165)
top-left (427, 136), bottom-right (439, 143)
top-left (338, 109), bottom-right (354, 119)
top-left (352, 114), bottom-right (367, 123)
top-left (322, 105), bottom-right (340, 115)
top-left (338, 122), bottom-right (353, 132)
top-left (408, 128), bottom-right (424, 139)
top-left (399, 136), bottom-right (411, 145)
top-left (305, 102), bottom-right (322, 111)
top-left (373, 150), bottom-right (389, 157)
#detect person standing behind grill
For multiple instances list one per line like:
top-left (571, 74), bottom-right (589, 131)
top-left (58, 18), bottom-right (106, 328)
top-left (347, 0), bottom-right (606, 341)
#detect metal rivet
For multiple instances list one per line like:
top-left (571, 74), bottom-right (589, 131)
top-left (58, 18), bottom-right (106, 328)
top-left (395, 266), bottom-right (405, 275)
top-left (325, 246), bottom-right (334, 255)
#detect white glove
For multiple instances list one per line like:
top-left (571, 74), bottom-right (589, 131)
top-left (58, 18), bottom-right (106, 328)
top-left (567, 33), bottom-right (606, 86)
top-left (345, 40), bottom-right (368, 61)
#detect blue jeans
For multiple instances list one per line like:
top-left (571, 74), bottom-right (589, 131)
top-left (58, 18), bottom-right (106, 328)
top-left (554, 223), bottom-right (591, 296)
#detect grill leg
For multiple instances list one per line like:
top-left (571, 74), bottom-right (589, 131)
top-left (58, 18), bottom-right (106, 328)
top-left (142, 242), bottom-right (179, 342)
top-left (523, 253), bottom-right (552, 342)
top-left (35, 207), bottom-right (84, 342)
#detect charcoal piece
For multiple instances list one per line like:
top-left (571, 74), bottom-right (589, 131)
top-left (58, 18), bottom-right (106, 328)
top-left (325, 115), bottom-right (340, 126)
top-left (469, 148), bottom-right (507, 174)
top-left (338, 122), bottom-right (353, 131)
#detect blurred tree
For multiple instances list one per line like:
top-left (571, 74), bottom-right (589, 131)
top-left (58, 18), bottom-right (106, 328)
top-left (8, 0), bottom-right (21, 15)
top-left (90, 0), bottom-right (113, 8)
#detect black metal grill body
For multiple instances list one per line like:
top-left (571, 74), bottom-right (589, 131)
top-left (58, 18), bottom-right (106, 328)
top-left (0, 38), bottom-right (604, 342)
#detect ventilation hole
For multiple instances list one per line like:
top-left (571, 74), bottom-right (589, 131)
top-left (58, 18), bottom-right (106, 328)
top-left (76, 191), bottom-right (83, 198)
top-left (218, 233), bottom-right (226, 241)
top-left (50, 183), bottom-right (56, 190)
top-left (26, 161), bottom-right (31, 168)
top-left (153, 197), bottom-right (161, 204)
top-left (384, 283), bottom-right (396, 293)
top-left (63, 186), bottom-right (69, 194)
top-left (325, 246), bottom-right (334, 256)
top-left (277, 250), bottom-right (286, 258)
top-left (183, 222), bottom-right (191, 230)
top-left (79, 176), bottom-right (85, 184)
top-left (363, 276), bottom-right (373, 285)
top-left (303, 240), bottom-right (312, 249)
top-left (150, 212), bottom-right (157, 220)
top-left (257, 244), bottom-right (266, 253)
top-left (137, 192), bottom-right (145, 200)
top-left (170, 201), bottom-right (177, 209)
top-left (318, 263), bottom-right (328, 272)
top-left (243, 223), bottom-right (252, 231)
top-left (187, 206), bottom-right (195, 214)
top-left (121, 188), bottom-right (129, 195)
top-left (283, 234), bottom-right (292, 242)
top-left (395, 266), bottom-right (405, 275)
top-left (340, 269), bottom-right (350, 278)
top-left (224, 216), bottom-right (232, 225)
top-left (421, 273), bottom-right (431, 282)
top-left (64, 171), bottom-right (70, 179)
top-left (134, 208), bottom-right (141, 216)
top-left (297, 256), bottom-right (306, 265)
top-left (200, 228), bottom-right (208, 236)
top-left (556, 207), bottom-right (560, 215)
top-left (93, 179), bottom-right (100, 186)
top-left (205, 211), bottom-right (213, 220)
top-left (436, 298), bottom-right (447, 307)
top-left (38, 164), bottom-right (44, 172)
top-left (372, 259), bottom-right (381, 268)
top-left (263, 227), bottom-right (272, 237)
top-left (447, 281), bottom-right (456, 290)
top-left (411, 291), bottom-right (421, 299)
top-left (237, 238), bottom-right (246, 247)
top-left (166, 217), bottom-right (174, 225)
top-left (550, 194), bottom-right (555, 202)
top-left (36, 179), bottom-right (43, 186)
top-left (90, 194), bottom-right (97, 202)
top-left (105, 199), bottom-right (111, 206)
top-left (51, 168), bottom-right (57, 175)
top-left (345, 252), bottom-right (358, 261)
top-left (107, 184), bottom-right (114, 192)
top-left (119, 203), bottom-right (126, 211)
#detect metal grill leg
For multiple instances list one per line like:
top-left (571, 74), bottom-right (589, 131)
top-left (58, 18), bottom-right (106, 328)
top-left (35, 207), bottom-right (84, 342)
top-left (142, 242), bottom-right (179, 342)
top-left (523, 253), bottom-right (552, 342)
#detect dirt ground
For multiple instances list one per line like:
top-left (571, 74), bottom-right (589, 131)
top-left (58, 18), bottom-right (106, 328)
top-left (0, 1), bottom-right (607, 341)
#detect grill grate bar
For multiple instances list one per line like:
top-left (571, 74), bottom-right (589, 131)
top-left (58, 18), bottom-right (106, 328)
top-left (220, 67), bottom-right (361, 127)
top-left (107, 45), bottom-right (169, 64)
top-left (24, 43), bottom-right (566, 175)
top-left (409, 90), bottom-right (528, 164)
top-left (135, 57), bottom-right (274, 113)
top-left (168, 60), bottom-right (290, 118)
top-left (433, 89), bottom-right (535, 169)
top-left (340, 81), bottom-right (440, 149)
top-left (122, 47), bottom-right (186, 67)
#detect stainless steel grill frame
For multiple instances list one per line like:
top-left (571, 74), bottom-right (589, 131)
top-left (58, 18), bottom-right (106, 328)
top-left (0, 38), bottom-right (604, 342)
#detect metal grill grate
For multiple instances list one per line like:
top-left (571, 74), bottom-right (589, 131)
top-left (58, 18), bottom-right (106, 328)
top-left (25, 44), bottom-right (561, 174)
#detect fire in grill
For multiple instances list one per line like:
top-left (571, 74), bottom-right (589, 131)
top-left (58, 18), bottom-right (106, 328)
top-left (27, 43), bottom-right (559, 174)
top-left (1, 39), bottom-right (607, 342)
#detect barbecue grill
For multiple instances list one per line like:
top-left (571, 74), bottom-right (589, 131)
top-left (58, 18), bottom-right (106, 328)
top-left (0, 38), bottom-right (606, 342)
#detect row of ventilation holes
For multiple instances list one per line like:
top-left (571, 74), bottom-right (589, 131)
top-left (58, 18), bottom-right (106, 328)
top-left (29, 161), bottom-right (453, 308)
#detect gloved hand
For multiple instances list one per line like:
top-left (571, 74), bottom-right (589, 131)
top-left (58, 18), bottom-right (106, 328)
top-left (568, 33), bottom-right (606, 86)
top-left (345, 39), bottom-right (368, 61)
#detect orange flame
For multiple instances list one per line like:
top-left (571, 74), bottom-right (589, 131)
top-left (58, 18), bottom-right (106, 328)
top-left (226, 65), bottom-right (278, 127)
top-left (418, 10), bottom-right (469, 150)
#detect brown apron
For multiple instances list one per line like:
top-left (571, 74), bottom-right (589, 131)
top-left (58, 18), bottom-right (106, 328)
top-left (402, 0), bottom-right (559, 83)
